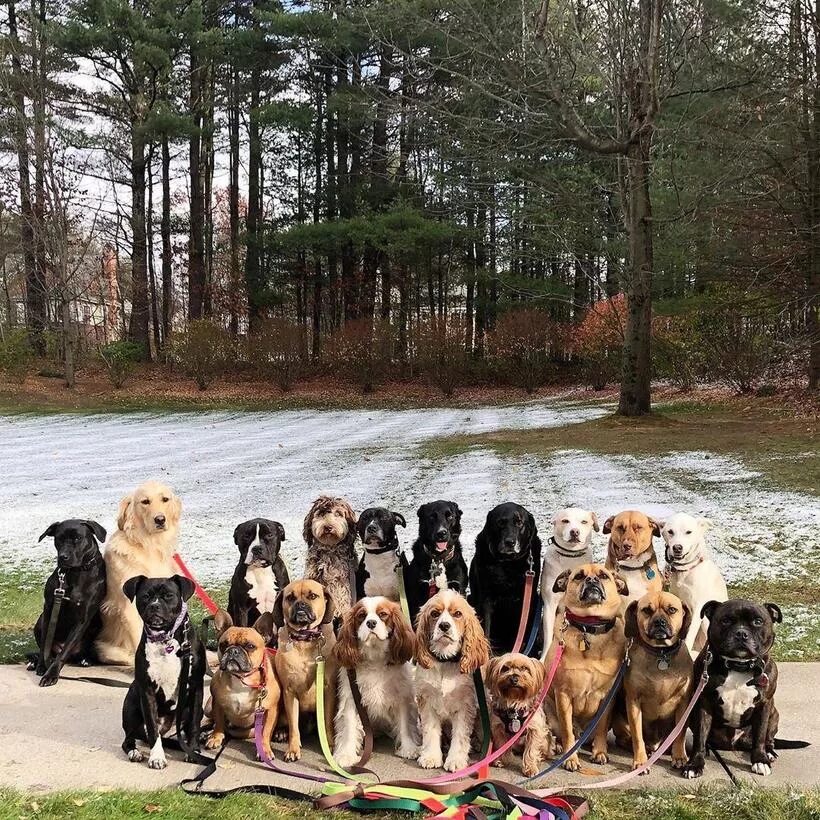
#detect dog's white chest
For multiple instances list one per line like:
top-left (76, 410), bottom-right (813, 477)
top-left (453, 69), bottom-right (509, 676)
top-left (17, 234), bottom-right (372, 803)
top-left (718, 671), bottom-right (758, 728)
top-left (363, 552), bottom-right (399, 599)
top-left (145, 642), bottom-right (181, 704)
top-left (245, 566), bottom-right (278, 612)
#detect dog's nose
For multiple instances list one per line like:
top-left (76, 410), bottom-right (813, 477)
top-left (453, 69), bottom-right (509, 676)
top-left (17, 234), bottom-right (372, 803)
top-left (154, 514), bottom-right (166, 526)
top-left (509, 674), bottom-right (519, 685)
top-left (323, 523), bottom-right (334, 533)
top-left (366, 618), bottom-right (377, 630)
top-left (435, 529), bottom-right (448, 541)
top-left (504, 537), bottom-right (516, 548)
top-left (438, 621), bottom-right (451, 633)
top-left (735, 628), bottom-right (749, 641)
top-left (569, 528), bottom-right (580, 539)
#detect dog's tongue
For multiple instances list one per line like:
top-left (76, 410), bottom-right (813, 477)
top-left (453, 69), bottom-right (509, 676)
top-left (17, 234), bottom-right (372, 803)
top-left (435, 541), bottom-right (449, 552)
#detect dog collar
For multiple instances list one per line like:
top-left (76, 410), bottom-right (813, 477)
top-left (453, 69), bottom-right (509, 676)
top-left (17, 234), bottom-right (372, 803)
top-left (364, 541), bottom-right (398, 556)
top-left (231, 662), bottom-right (267, 689)
top-left (424, 543), bottom-right (455, 563)
top-left (430, 649), bottom-right (462, 664)
top-left (144, 603), bottom-right (189, 653)
top-left (494, 705), bottom-right (531, 734)
top-left (286, 626), bottom-right (324, 643)
top-left (721, 655), bottom-right (770, 688)
top-left (636, 635), bottom-right (684, 670)
top-left (616, 553), bottom-right (657, 580)
top-left (664, 550), bottom-right (704, 573)
top-left (549, 537), bottom-right (588, 559)
top-left (564, 611), bottom-right (616, 651)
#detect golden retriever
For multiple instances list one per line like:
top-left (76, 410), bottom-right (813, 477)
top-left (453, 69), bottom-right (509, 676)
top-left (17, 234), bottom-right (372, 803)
top-left (95, 481), bottom-right (182, 664)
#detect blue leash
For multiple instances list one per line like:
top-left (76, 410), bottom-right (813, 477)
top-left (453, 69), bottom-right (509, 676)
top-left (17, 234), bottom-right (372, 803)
top-left (519, 657), bottom-right (627, 784)
top-left (523, 596), bottom-right (543, 657)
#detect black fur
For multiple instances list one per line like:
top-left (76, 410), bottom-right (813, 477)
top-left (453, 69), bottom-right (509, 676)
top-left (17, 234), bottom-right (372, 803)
top-left (30, 520), bottom-right (107, 686)
top-left (405, 500), bottom-right (468, 624)
top-left (355, 507), bottom-right (406, 599)
top-left (468, 502), bottom-right (541, 654)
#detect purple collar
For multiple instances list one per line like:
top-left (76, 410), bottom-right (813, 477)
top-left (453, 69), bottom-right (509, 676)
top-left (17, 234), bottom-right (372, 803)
top-left (144, 602), bottom-right (188, 649)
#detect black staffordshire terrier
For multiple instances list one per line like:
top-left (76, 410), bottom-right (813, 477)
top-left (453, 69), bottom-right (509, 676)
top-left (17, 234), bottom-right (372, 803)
top-left (29, 520), bottom-right (107, 686)
top-left (468, 502), bottom-right (542, 654)
top-left (405, 500), bottom-right (468, 625)
top-left (355, 507), bottom-right (408, 601)
top-left (227, 519), bottom-right (290, 629)
top-left (121, 575), bottom-right (205, 768)
top-left (683, 598), bottom-right (802, 779)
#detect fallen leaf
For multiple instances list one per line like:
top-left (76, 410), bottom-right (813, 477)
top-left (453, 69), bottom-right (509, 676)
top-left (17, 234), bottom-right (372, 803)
top-left (143, 805), bottom-right (162, 814)
top-left (72, 800), bottom-right (86, 807)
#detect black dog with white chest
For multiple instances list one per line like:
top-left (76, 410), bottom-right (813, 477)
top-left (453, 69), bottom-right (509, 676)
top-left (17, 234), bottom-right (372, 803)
top-left (355, 507), bottom-right (407, 601)
top-left (121, 575), bottom-right (205, 769)
top-left (468, 502), bottom-right (542, 654)
top-left (29, 520), bottom-right (107, 687)
top-left (227, 519), bottom-right (290, 629)
top-left (404, 500), bottom-right (468, 624)
top-left (683, 598), bottom-right (806, 779)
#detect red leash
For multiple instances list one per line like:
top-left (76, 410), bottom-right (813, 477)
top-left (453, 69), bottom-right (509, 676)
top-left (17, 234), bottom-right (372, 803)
top-left (510, 566), bottom-right (535, 654)
top-left (173, 553), bottom-right (220, 614)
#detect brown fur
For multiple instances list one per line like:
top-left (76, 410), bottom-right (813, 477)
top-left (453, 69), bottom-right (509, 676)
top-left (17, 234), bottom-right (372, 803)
top-left (334, 599), bottom-right (414, 669)
top-left (544, 563), bottom-right (628, 771)
top-left (96, 481), bottom-right (182, 665)
top-left (613, 591), bottom-right (693, 771)
top-left (271, 579), bottom-right (338, 761)
top-left (486, 653), bottom-right (554, 776)
top-left (303, 496), bottom-right (358, 620)
top-left (205, 610), bottom-right (281, 759)
top-left (603, 510), bottom-right (662, 602)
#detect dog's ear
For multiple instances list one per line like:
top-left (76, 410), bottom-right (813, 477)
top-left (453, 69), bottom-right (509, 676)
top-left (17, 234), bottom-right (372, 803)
top-left (168, 493), bottom-right (182, 526)
top-left (764, 603), bottom-right (783, 624)
top-left (387, 607), bottom-right (415, 665)
top-left (552, 569), bottom-right (571, 594)
top-left (530, 656), bottom-right (546, 691)
top-left (232, 522), bottom-right (246, 547)
top-left (700, 600), bottom-right (721, 622)
top-left (647, 516), bottom-right (662, 538)
top-left (303, 500), bottom-right (318, 544)
top-left (602, 515), bottom-right (615, 534)
top-left (122, 575), bottom-right (146, 603)
top-left (624, 601), bottom-right (639, 639)
top-left (459, 605), bottom-right (490, 675)
top-left (253, 611), bottom-right (276, 642)
top-left (524, 511), bottom-right (538, 544)
top-left (321, 589), bottom-right (335, 624)
top-left (214, 608), bottom-right (233, 636)
top-left (343, 501), bottom-right (357, 530)
top-left (680, 602), bottom-right (693, 642)
top-left (697, 517), bottom-right (713, 533)
top-left (38, 522), bottom-right (61, 542)
top-left (272, 589), bottom-right (285, 628)
top-left (613, 572), bottom-right (629, 597)
top-left (117, 495), bottom-right (133, 531)
top-left (590, 511), bottom-right (600, 533)
top-left (393, 511), bottom-right (406, 529)
top-left (333, 607), bottom-right (362, 669)
top-left (451, 503), bottom-right (463, 523)
top-left (413, 600), bottom-right (437, 670)
top-left (82, 520), bottom-right (107, 544)
top-left (173, 574), bottom-right (196, 602)
top-left (484, 656), bottom-right (501, 689)
top-left (276, 522), bottom-right (286, 541)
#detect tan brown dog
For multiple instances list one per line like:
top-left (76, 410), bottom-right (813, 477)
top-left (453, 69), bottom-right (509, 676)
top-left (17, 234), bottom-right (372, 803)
top-left (272, 579), bottom-right (337, 761)
top-left (603, 510), bottom-right (662, 612)
top-left (486, 653), bottom-right (554, 776)
top-left (614, 591), bottom-right (693, 772)
top-left (205, 609), bottom-right (280, 761)
top-left (545, 563), bottom-right (628, 771)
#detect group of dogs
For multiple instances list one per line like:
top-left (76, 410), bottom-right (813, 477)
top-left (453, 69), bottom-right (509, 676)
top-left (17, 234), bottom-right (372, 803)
top-left (29, 480), bottom-right (795, 783)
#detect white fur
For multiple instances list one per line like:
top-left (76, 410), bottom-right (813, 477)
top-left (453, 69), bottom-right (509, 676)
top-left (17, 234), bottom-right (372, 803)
top-left (662, 513), bottom-right (728, 652)
top-left (245, 565), bottom-right (278, 612)
top-left (145, 641), bottom-right (181, 705)
top-left (540, 507), bottom-right (597, 660)
top-left (333, 598), bottom-right (419, 766)
top-left (362, 551), bottom-right (400, 600)
top-left (718, 670), bottom-right (759, 727)
top-left (147, 736), bottom-right (167, 769)
top-left (751, 761), bottom-right (771, 776)
top-left (243, 523), bottom-right (262, 566)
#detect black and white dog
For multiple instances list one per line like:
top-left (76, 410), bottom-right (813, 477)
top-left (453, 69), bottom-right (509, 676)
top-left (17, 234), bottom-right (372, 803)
top-left (468, 502), bottom-right (541, 654)
top-left (227, 519), bottom-right (290, 629)
top-left (29, 520), bottom-right (107, 686)
top-left (355, 507), bottom-right (407, 601)
top-left (405, 501), bottom-right (468, 625)
top-left (121, 575), bottom-right (205, 769)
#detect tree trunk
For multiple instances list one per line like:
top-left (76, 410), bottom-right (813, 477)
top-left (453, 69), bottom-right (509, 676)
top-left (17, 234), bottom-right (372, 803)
top-left (245, 57), bottom-right (263, 332)
top-left (128, 118), bottom-right (151, 354)
top-left (61, 296), bottom-right (75, 388)
top-left (146, 149), bottom-right (161, 350)
top-left (475, 193), bottom-right (487, 357)
top-left (312, 67), bottom-right (324, 358)
top-left (161, 134), bottom-right (173, 341)
top-left (188, 41), bottom-right (206, 321)
top-left (808, 0), bottom-right (820, 389)
top-left (32, 0), bottom-right (48, 349)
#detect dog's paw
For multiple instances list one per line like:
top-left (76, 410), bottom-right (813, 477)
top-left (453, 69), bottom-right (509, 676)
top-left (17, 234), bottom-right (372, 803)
top-left (751, 761), bottom-right (772, 777)
top-left (590, 750), bottom-right (609, 765)
top-left (204, 732), bottom-right (224, 751)
top-left (562, 753), bottom-right (581, 772)
top-left (682, 760), bottom-right (704, 779)
top-left (148, 754), bottom-right (167, 770)
top-left (26, 659), bottom-right (36, 672)
top-left (38, 669), bottom-right (60, 687)
top-left (551, 740), bottom-right (564, 756)
top-left (396, 743), bottom-right (420, 761)
top-left (127, 749), bottom-right (144, 763)
top-left (521, 760), bottom-right (543, 778)
top-left (418, 751), bottom-right (444, 770)
top-left (766, 748), bottom-right (779, 762)
top-left (332, 750), bottom-right (359, 768)
top-left (671, 756), bottom-right (687, 770)
top-left (256, 744), bottom-right (274, 763)
top-left (78, 657), bottom-right (92, 668)
top-left (444, 754), bottom-right (468, 772)
top-left (284, 747), bottom-right (301, 762)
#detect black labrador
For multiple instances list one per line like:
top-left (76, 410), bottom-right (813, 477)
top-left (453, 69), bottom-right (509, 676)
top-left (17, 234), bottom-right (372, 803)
top-left (405, 500), bottom-right (468, 625)
top-left (468, 502), bottom-right (541, 655)
top-left (30, 519), bottom-right (107, 686)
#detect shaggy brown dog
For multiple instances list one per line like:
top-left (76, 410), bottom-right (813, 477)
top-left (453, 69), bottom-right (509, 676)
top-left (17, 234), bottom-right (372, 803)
top-left (272, 579), bottom-right (337, 762)
top-left (303, 496), bottom-right (358, 619)
top-left (486, 653), bottom-right (554, 776)
top-left (96, 481), bottom-right (181, 664)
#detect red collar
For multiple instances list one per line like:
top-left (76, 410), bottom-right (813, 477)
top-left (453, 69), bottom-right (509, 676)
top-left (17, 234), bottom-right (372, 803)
top-left (230, 663), bottom-right (267, 690)
top-left (565, 611), bottom-right (617, 631)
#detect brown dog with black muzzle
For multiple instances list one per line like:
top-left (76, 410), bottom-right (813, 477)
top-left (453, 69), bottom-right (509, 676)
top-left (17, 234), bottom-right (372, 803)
top-left (545, 563), bottom-right (628, 771)
top-left (613, 591), bottom-right (693, 772)
top-left (603, 510), bottom-right (662, 612)
top-left (205, 609), bottom-right (280, 760)
top-left (272, 579), bottom-right (337, 761)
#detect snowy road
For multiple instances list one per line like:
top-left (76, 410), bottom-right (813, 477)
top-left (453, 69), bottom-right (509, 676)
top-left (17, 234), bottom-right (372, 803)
top-left (0, 402), bottom-right (817, 584)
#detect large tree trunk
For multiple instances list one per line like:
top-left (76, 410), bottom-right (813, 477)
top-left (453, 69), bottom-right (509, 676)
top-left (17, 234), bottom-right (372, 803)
top-left (146, 149), bottom-right (161, 350)
top-left (808, 0), bottom-right (820, 390)
top-left (245, 57), bottom-right (263, 333)
top-left (32, 0), bottom-right (48, 347)
top-left (161, 134), bottom-right (173, 341)
top-left (188, 41), bottom-right (206, 321)
top-left (312, 68), bottom-right (324, 358)
top-left (618, 132), bottom-right (653, 416)
top-left (128, 118), bottom-right (151, 353)
top-left (323, 58), bottom-right (338, 328)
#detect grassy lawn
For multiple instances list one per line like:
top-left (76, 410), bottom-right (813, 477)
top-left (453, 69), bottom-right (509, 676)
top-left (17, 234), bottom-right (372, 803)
top-left (1, 785), bottom-right (818, 820)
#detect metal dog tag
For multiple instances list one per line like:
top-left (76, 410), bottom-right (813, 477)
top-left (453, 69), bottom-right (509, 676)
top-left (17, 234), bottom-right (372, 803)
top-left (509, 718), bottom-right (521, 733)
top-left (657, 657), bottom-right (669, 671)
top-left (579, 637), bottom-right (588, 652)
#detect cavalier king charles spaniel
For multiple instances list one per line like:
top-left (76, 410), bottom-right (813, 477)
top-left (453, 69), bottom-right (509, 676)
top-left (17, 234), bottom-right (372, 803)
top-left (332, 597), bottom-right (420, 766)
top-left (414, 590), bottom-right (489, 771)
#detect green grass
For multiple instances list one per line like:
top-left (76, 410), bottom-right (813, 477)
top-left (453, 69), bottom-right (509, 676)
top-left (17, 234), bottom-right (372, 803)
top-left (1, 785), bottom-right (818, 820)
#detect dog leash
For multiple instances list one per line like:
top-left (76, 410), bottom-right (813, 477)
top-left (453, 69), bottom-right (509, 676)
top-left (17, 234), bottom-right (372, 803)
top-left (396, 554), bottom-right (413, 624)
top-left (510, 556), bottom-right (535, 655)
top-left (41, 569), bottom-right (67, 664)
top-left (173, 553), bottom-right (220, 615)
top-left (523, 597), bottom-right (543, 657)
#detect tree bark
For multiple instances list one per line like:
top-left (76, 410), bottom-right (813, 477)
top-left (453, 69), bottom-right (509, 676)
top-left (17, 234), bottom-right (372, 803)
top-left (245, 53), bottom-right (263, 332)
top-left (312, 66), bottom-right (324, 358)
top-left (188, 40), bottom-right (206, 321)
top-left (146, 149), bottom-right (161, 350)
top-left (128, 115), bottom-right (151, 354)
top-left (161, 134), bottom-right (173, 341)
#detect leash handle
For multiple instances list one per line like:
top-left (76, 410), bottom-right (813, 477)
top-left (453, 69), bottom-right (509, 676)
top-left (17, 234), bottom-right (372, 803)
top-left (173, 553), bottom-right (219, 615)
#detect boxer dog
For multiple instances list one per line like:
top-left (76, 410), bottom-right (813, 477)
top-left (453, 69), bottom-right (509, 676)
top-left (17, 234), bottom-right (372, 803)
top-left (603, 510), bottom-right (662, 612)
top-left (355, 507), bottom-right (407, 602)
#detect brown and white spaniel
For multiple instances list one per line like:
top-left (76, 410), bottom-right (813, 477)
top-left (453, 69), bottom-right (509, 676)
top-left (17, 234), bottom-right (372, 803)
top-left (332, 597), bottom-right (420, 766)
top-left (414, 590), bottom-right (489, 771)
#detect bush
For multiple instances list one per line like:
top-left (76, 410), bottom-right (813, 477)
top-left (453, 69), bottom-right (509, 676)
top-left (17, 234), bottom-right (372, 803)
top-left (249, 318), bottom-right (307, 392)
top-left (170, 319), bottom-right (234, 390)
top-left (325, 318), bottom-right (392, 393)
top-left (487, 308), bottom-right (554, 393)
top-left (573, 295), bottom-right (625, 390)
top-left (0, 328), bottom-right (34, 384)
top-left (415, 317), bottom-right (468, 396)
top-left (651, 315), bottom-right (698, 391)
top-left (99, 341), bottom-right (143, 389)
